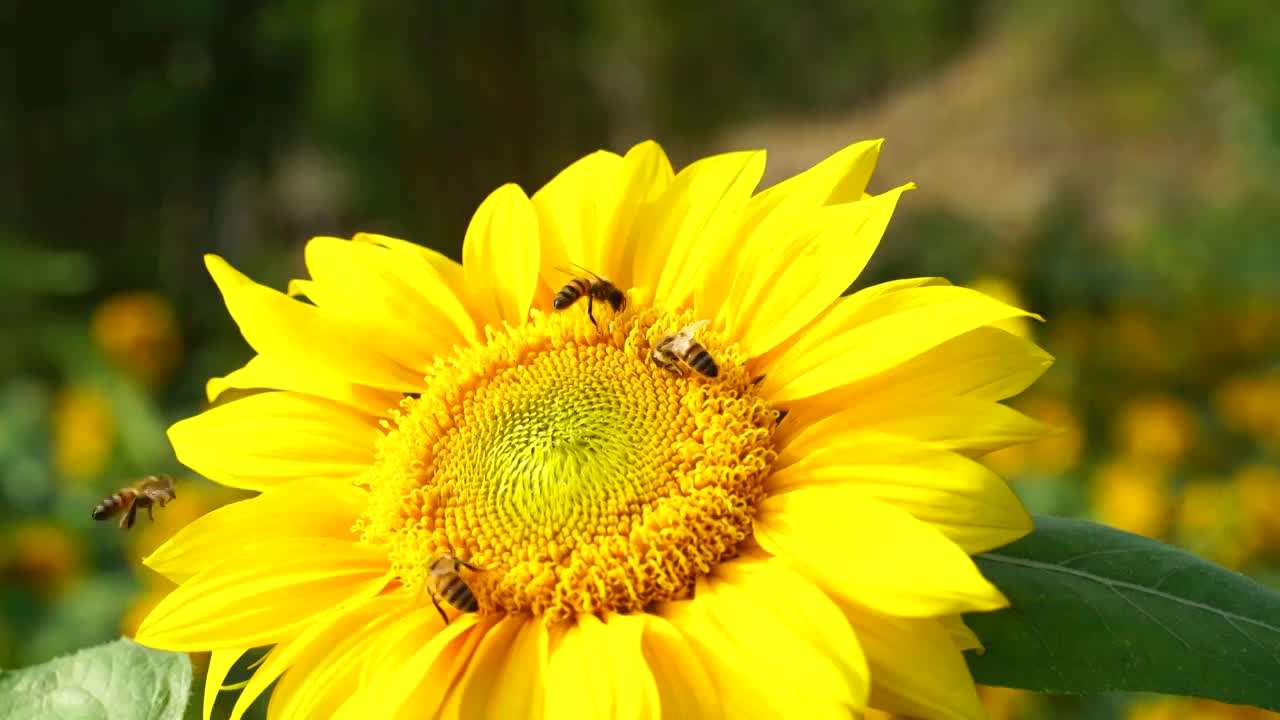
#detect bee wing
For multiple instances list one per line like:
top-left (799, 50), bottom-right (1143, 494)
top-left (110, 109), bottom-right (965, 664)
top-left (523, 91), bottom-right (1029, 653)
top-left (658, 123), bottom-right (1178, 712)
top-left (678, 319), bottom-right (711, 336)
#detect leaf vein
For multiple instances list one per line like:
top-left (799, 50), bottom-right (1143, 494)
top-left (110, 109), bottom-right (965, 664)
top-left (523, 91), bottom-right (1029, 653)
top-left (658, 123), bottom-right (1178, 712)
top-left (1107, 584), bottom-right (1191, 650)
top-left (977, 552), bottom-right (1280, 636)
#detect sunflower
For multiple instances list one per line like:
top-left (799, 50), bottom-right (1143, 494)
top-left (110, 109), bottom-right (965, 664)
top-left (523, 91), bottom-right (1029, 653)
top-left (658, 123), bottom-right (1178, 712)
top-left (136, 139), bottom-right (1052, 720)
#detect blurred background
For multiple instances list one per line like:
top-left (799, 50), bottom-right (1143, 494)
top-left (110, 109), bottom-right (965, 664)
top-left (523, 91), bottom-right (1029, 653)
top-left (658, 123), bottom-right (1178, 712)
top-left (2, 2), bottom-right (1279, 718)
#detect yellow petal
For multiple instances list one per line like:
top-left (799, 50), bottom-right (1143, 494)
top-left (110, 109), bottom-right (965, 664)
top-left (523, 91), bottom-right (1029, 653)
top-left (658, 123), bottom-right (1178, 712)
top-left (735, 138), bottom-right (883, 241)
top-left (266, 596), bottom-right (413, 720)
top-left (939, 614), bottom-right (984, 653)
top-left (135, 537), bottom-right (389, 651)
top-left (640, 614), bottom-right (722, 719)
top-left (207, 354), bottom-right (401, 419)
top-left (463, 184), bottom-right (541, 328)
top-left (167, 391), bottom-right (379, 491)
top-left (545, 613), bottom-right (658, 720)
top-left (844, 604), bottom-right (987, 720)
top-left (632, 150), bottom-right (766, 304)
top-left (777, 395), bottom-right (1048, 460)
top-left (378, 614), bottom-right (490, 720)
top-left (754, 486), bottom-right (1009, 616)
top-left (699, 138), bottom-right (892, 331)
top-left (598, 141), bottom-right (675, 288)
top-left (721, 184), bottom-right (913, 359)
top-left (748, 276), bottom-right (952, 373)
top-left (328, 697), bottom-right (364, 720)
top-left (657, 560), bottom-right (868, 719)
top-left (358, 604), bottom-right (445, 693)
top-left (304, 236), bottom-right (476, 363)
top-left (145, 478), bottom-right (368, 582)
top-left (226, 644), bottom-right (287, 720)
top-left (354, 232), bottom-right (474, 317)
top-left (759, 285), bottom-right (1041, 405)
top-left (532, 149), bottom-right (627, 286)
top-left (205, 255), bottom-right (425, 391)
top-left (227, 596), bottom-right (385, 720)
top-left (769, 433), bottom-right (1032, 554)
top-left (784, 325), bottom-right (1054, 422)
top-left (229, 595), bottom-right (401, 720)
top-left (452, 614), bottom-right (546, 720)
top-left (204, 648), bottom-right (247, 720)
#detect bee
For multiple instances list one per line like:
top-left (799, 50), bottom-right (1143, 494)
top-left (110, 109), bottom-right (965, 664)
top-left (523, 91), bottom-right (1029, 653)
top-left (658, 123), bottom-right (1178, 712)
top-left (420, 553), bottom-right (483, 625)
top-left (92, 475), bottom-right (177, 530)
top-left (652, 319), bottom-right (719, 377)
top-left (553, 265), bottom-right (626, 327)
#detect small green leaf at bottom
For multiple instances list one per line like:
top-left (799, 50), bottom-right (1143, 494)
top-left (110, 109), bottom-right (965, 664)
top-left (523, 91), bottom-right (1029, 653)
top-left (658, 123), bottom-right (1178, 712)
top-left (965, 515), bottom-right (1280, 710)
top-left (0, 637), bottom-right (191, 720)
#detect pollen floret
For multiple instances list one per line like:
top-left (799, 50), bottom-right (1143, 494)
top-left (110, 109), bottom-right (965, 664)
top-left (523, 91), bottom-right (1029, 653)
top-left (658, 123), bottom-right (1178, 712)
top-left (358, 305), bottom-right (778, 626)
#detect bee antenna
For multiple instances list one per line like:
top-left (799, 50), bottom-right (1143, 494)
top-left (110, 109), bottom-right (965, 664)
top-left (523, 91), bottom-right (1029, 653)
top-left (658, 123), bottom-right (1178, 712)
top-left (567, 262), bottom-right (605, 281)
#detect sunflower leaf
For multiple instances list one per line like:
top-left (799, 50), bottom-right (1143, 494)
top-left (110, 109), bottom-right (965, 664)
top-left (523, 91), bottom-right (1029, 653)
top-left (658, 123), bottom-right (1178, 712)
top-left (0, 637), bottom-right (191, 720)
top-left (964, 515), bottom-right (1280, 710)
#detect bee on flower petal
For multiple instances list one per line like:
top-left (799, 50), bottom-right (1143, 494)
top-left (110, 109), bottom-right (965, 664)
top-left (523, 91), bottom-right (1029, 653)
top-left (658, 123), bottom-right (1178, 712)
top-left (92, 475), bottom-right (177, 530)
top-left (421, 553), bottom-right (484, 625)
top-left (553, 265), bottom-right (626, 327)
top-left (652, 320), bottom-right (719, 378)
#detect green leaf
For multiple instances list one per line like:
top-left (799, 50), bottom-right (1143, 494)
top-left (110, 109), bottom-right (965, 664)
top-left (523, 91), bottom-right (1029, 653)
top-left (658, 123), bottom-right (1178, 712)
top-left (965, 515), bottom-right (1280, 710)
top-left (0, 638), bottom-right (191, 720)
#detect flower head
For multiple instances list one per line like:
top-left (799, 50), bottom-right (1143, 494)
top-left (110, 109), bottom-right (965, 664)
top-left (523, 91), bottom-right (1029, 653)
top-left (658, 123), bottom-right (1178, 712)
top-left (136, 139), bottom-right (1052, 719)
top-left (91, 290), bottom-right (183, 389)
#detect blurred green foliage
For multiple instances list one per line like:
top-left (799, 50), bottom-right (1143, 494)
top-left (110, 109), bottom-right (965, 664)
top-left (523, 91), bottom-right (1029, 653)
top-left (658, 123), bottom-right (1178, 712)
top-left (1, 2), bottom-right (1279, 719)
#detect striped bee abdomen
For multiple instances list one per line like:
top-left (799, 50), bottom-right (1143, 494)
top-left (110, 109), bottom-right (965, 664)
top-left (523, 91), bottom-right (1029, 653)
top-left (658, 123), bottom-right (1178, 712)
top-left (92, 490), bottom-right (134, 520)
top-left (553, 278), bottom-right (590, 309)
top-left (444, 578), bottom-right (479, 612)
top-left (688, 349), bottom-right (719, 377)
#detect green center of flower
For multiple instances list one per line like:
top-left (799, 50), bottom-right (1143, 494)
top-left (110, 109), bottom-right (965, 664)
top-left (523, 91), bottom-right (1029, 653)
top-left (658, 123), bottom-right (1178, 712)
top-left (358, 305), bottom-right (778, 626)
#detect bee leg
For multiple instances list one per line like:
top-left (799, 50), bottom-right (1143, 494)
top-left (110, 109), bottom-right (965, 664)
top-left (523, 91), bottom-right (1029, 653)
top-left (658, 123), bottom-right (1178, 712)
top-left (147, 504), bottom-right (156, 522)
top-left (121, 504), bottom-right (138, 530)
top-left (456, 559), bottom-right (483, 571)
top-left (587, 295), bottom-right (597, 327)
top-left (429, 593), bottom-right (450, 626)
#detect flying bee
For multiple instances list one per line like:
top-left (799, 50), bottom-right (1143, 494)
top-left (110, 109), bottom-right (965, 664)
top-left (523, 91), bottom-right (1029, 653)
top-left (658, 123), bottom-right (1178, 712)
top-left (652, 319), bottom-right (719, 378)
top-left (92, 475), bottom-right (177, 530)
top-left (420, 553), bottom-right (483, 625)
top-left (553, 265), bottom-right (626, 327)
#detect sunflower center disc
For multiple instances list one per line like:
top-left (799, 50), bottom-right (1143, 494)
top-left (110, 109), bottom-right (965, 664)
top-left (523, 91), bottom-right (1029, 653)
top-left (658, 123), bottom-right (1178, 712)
top-left (358, 305), bottom-right (779, 626)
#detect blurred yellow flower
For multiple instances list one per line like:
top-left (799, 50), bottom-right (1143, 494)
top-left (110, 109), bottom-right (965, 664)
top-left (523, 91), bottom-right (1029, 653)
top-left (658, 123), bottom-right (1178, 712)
top-left (1234, 464), bottom-right (1280, 557)
top-left (91, 290), bottom-right (183, 389)
top-left (51, 384), bottom-right (116, 482)
top-left (1216, 301), bottom-right (1280, 357)
top-left (1214, 372), bottom-right (1280, 444)
top-left (977, 685), bottom-right (1036, 720)
top-left (1113, 394), bottom-right (1197, 467)
top-left (1, 521), bottom-right (83, 596)
top-left (1091, 460), bottom-right (1171, 539)
top-left (1176, 478), bottom-right (1248, 569)
top-left (1128, 695), bottom-right (1280, 720)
